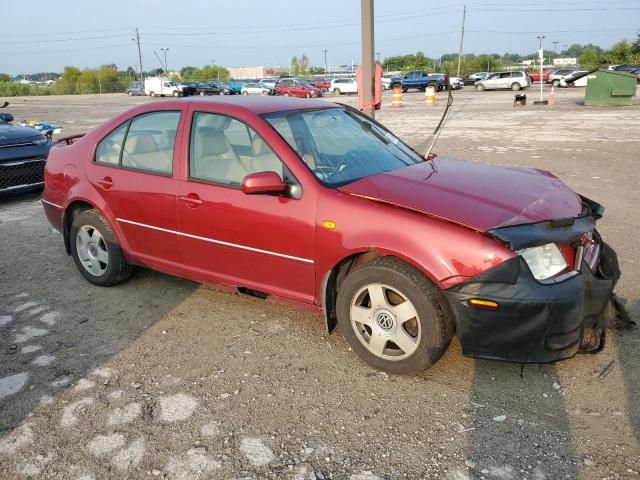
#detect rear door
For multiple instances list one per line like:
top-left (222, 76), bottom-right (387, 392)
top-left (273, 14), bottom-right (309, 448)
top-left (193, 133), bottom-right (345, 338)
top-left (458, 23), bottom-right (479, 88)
top-left (87, 109), bottom-right (184, 270)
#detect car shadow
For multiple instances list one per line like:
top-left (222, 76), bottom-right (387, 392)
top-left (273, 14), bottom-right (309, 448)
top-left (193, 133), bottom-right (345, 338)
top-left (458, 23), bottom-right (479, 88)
top-left (0, 199), bottom-right (198, 432)
top-left (615, 298), bottom-right (640, 445)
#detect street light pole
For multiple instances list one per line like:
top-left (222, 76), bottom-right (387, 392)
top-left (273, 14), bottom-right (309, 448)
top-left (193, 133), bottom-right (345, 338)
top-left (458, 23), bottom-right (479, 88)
top-left (160, 48), bottom-right (169, 74)
top-left (537, 35), bottom-right (545, 102)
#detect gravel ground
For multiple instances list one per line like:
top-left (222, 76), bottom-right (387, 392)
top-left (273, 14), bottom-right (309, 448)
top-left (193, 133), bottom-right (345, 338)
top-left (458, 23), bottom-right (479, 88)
top-left (1, 87), bottom-right (639, 479)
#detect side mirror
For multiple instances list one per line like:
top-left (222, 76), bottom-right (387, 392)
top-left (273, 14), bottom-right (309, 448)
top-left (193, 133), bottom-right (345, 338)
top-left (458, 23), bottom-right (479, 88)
top-left (241, 171), bottom-right (287, 195)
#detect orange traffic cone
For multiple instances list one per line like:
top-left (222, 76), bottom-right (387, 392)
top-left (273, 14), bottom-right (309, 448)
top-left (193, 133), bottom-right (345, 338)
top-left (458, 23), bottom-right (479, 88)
top-left (391, 86), bottom-right (403, 108)
top-left (424, 86), bottom-right (436, 106)
top-left (548, 85), bottom-right (556, 106)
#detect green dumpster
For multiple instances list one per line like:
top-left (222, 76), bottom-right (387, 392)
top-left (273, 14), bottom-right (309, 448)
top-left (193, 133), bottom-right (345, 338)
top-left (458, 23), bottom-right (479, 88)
top-left (584, 69), bottom-right (637, 106)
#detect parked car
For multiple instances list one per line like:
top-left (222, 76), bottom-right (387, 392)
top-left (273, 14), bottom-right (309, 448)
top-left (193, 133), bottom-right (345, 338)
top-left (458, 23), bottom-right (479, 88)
top-left (191, 82), bottom-right (220, 96)
top-left (144, 77), bottom-right (182, 97)
top-left (546, 69), bottom-right (579, 87)
top-left (228, 80), bottom-right (251, 93)
top-left (613, 64), bottom-right (640, 72)
top-left (330, 78), bottom-right (358, 95)
top-left (241, 83), bottom-right (274, 95)
top-left (41, 97), bottom-right (620, 374)
top-left (258, 79), bottom-right (277, 90)
top-left (208, 80), bottom-right (237, 95)
top-left (310, 79), bottom-right (331, 90)
top-left (464, 72), bottom-right (491, 86)
top-left (275, 81), bottom-right (322, 98)
top-left (560, 71), bottom-right (589, 88)
top-left (449, 77), bottom-right (464, 89)
top-left (629, 67), bottom-right (640, 83)
top-left (391, 70), bottom-right (445, 92)
top-left (125, 82), bottom-right (145, 96)
top-left (0, 109), bottom-right (52, 195)
top-left (528, 67), bottom-right (556, 83)
top-left (177, 83), bottom-right (196, 96)
top-left (381, 74), bottom-right (395, 90)
top-left (475, 71), bottom-right (530, 91)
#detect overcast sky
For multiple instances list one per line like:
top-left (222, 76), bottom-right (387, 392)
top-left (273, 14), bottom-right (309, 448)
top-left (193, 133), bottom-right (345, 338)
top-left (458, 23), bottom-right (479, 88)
top-left (2, 0), bottom-right (638, 74)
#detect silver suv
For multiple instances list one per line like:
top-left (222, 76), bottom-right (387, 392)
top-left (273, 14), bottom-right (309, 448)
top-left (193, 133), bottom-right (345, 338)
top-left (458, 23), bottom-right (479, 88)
top-left (475, 71), bottom-right (531, 91)
top-left (546, 69), bottom-right (579, 87)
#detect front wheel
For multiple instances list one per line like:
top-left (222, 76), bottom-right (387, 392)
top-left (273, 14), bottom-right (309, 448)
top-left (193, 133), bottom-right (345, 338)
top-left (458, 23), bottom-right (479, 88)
top-left (333, 88), bottom-right (341, 95)
top-left (199, 91), bottom-right (205, 96)
top-left (150, 91), bottom-right (156, 97)
top-left (476, 84), bottom-right (485, 91)
top-left (70, 209), bottom-right (133, 287)
top-left (511, 82), bottom-right (521, 91)
top-left (336, 257), bottom-right (453, 374)
top-left (173, 91), bottom-right (179, 97)
top-left (242, 91), bottom-right (249, 95)
top-left (552, 79), bottom-right (560, 87)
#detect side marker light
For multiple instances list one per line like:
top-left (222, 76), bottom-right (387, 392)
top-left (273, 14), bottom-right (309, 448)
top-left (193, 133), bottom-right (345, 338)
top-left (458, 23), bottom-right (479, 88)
top-left (468, 299), bottom-right (500, 310)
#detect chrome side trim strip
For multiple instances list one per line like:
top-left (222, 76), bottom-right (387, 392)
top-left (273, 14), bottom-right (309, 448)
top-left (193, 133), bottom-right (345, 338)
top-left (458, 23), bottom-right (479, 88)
top-left (116, 218), bottom-right (314, 265)
top-left (41, 199), bottom-right (63, 209)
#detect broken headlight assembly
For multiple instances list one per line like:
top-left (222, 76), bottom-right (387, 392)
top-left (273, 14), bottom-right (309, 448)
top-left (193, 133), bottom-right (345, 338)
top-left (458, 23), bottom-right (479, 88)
top-left (517, 243), bottom-right (569, 281)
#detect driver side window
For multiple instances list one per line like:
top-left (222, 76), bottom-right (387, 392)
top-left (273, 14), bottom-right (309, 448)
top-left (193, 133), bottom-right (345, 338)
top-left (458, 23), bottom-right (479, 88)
top-left (189, 112), bottom-right (284, 187)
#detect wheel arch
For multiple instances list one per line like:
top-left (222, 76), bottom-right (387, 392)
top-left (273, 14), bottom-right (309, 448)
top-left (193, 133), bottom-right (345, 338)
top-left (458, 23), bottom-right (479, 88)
top-left (62, 196), bottom-right (128, 257)
top-left (321, 249), bottom-right (441, 334)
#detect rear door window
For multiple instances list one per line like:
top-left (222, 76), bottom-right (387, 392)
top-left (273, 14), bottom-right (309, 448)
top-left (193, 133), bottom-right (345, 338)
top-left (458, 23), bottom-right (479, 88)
top-left (121, 111), bottom-right (180, 174)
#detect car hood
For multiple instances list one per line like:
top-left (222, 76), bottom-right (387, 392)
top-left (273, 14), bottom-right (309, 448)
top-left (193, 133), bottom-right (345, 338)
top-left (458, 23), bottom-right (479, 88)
top-left (338, 157), bottom-right (583, 232)
top-left (0, 123), bottom-right (45, 147)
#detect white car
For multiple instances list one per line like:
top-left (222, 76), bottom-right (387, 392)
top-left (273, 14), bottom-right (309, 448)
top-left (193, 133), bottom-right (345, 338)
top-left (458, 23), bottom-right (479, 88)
top-left (475, 71), bottom-right (530, 91)
top-left (559, 71), bottom-right (589, 88)
top-left (258, 79), bottom-right (277, 89)
top-left (449, 77), bottom-right (464, 89)
top-left (241, 83), bottom-right (272, 95)
top-left (330, 78), bottom-right (358, 95)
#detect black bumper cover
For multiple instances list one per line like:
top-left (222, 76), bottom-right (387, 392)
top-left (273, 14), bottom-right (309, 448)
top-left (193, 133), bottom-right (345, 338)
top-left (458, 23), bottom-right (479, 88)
top-left (444, 242), bottom-right (620, 363)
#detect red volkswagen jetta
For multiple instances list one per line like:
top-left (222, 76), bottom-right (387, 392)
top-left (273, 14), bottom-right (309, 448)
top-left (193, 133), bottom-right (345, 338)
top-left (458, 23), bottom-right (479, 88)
top-left (42, 97), bottom-right (620, 373)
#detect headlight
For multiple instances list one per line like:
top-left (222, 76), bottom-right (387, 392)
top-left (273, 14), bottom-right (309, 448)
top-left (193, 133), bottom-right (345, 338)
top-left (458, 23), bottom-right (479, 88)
top-left (517, 243), bottom-right (567, 280)
top-left (33, 136), bottom-right (49, 145)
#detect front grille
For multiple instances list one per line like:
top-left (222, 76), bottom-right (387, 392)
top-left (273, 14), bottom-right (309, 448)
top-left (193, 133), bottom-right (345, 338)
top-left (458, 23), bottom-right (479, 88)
top-left (0, 157), bottom-right (46, 191)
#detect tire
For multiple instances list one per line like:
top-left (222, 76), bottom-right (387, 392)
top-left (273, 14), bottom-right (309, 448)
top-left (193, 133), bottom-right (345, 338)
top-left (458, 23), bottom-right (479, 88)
top-left (402, 88), bottom-right (408, 93)
top-left (173, 91), bottom-right (179, 97)
top-left (552, 79), bottom-right (560, 87)
top-left (150, 91), bottom-right (156, 97)
top-left (476, 84), bottom-right (485, 91)
top-left (336, 256), bottom-right (454, 374)
top-left (305, 92), bottom-right (311, 98)
top-left (199, 91), bottom-right (205, 96)
top-left (128, 91), bottom-right (133, 96)
top-left (70, 209), bottom-right (133, 287)
top-left (333, 88), bottom-right (341, 95)
top-left (511, 82), bottom-right (521, 91)
top-left (242, 91), bottom-right (248, 95)
top-left (283, 92), bottom-right (290, 96)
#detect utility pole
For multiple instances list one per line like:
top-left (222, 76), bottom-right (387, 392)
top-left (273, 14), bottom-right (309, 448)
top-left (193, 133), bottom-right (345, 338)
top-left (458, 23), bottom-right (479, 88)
top-left (323, 49), bottom-right (328, 74)
top-left (537, 35), bottom-right (545, 102)
top-left (132, 28), bottom-right (144, 83)
top-left (552, 41), bottom-right (559, 53)
top-left (361, 0), bottom-right (375, 118)
top-left (456, 4), bottom-right (466, 77)
top-left (376, 52), bottom-right (380, 62)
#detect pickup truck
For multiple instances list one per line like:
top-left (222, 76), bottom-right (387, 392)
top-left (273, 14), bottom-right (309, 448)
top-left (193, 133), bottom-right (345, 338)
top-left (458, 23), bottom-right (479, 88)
top-left (390, 70), bottom-right (448, 92)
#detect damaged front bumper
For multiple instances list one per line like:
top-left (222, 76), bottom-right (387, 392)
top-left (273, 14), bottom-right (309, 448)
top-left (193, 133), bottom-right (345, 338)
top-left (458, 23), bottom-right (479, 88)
top-left (443, 196), bottom-right (623, 363)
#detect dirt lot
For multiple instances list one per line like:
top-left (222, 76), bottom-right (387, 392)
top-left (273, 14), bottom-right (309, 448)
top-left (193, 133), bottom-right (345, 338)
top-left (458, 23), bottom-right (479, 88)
top-left (1, 87), bottom-right (639, 480)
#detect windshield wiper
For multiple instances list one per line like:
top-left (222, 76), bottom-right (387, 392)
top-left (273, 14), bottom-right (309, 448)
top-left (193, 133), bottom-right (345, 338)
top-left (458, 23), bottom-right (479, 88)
top-left (344, 111), bottom-right (389, 145)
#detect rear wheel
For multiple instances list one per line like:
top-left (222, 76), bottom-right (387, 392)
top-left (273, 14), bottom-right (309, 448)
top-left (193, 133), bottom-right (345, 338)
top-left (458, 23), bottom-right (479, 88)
top-left (128, 91), bottom-right (133, 96)
top-left (242, 91), bottom-right (249, 95)
top-left (476, 84), bottom-right (485, 91)
top-left (336, 257), bottom-right (453, 374)
top-left (305, 92), bottom-right (311, 98)
top-left (199, 91), bottom-right (205, 96)
top-left (511, 82), bottom-right (521, 91)
top-left (283, 92), bottom-right (290, 96)
top-left (70, 209), bottom-right (133, 287)
top-left (173, 91), bottom-right (179, 97)
top-left (552, 79), bottom-right (560, 87)
top-left (150, 91), bottom-right (156, 97)
top-left (333, 88), bottom-right (341, 95)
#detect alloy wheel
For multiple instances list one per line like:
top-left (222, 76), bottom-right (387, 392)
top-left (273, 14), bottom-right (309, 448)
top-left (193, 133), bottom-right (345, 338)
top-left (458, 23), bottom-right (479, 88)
top-left (350, 283), bottom-right (421, 361)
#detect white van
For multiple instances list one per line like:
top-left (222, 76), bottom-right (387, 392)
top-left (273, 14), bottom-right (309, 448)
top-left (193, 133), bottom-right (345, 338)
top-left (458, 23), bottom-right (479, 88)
top-left (144, 77), bottom-right (182, 97)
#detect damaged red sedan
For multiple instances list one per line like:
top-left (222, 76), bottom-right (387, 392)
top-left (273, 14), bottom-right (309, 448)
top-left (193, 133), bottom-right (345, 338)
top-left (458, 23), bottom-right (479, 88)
top-left (42, 97), bottom-right (621, 374)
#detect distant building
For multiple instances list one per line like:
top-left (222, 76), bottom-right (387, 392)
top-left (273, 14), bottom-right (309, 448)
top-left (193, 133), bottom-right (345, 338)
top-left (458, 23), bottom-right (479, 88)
top-left (227, 67), bottom-right (270, 79)
top-left (554, 58), bottom-right (578, 66)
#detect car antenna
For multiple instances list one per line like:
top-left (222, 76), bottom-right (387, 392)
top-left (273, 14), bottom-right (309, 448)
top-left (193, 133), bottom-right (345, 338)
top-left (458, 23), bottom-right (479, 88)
top-left (424, 70), bottom-right (454, 160)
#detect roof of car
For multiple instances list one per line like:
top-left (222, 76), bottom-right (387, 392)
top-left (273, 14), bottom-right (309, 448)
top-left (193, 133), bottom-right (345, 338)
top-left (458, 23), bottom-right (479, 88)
top-left (139, 96), bottom-right (337, 115)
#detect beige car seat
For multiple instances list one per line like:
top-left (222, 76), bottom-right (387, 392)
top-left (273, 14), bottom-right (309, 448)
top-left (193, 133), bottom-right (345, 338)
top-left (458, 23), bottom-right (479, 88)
top-left (123, 134), bottom-right (172, 172)
top-left (193, 127), bottom-right (249, 184)
top-left (249, 136), bottom-right (283, 177)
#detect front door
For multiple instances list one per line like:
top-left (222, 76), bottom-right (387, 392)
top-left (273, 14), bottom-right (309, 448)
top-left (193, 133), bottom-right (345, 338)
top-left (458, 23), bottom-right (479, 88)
top-left (176, 110), bottom-right (316, 303)
top-left (87, 110), bottom-right (183, 270)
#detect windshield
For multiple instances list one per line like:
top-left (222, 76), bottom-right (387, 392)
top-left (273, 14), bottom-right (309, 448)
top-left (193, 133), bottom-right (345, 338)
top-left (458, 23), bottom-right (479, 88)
top-left (262, 107), bottom-right (423, 187)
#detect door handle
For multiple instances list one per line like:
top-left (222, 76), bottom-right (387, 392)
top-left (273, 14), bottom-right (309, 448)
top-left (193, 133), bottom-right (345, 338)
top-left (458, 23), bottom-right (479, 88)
top-left (179, 194), bottom-right (203, 207)
top-left (97, 177), bottom-right (113, 189)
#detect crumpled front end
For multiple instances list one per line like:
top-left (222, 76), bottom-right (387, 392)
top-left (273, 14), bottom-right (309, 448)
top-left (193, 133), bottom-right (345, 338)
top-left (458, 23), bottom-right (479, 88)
top-left (443, 196), bottom-right (628, 363)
